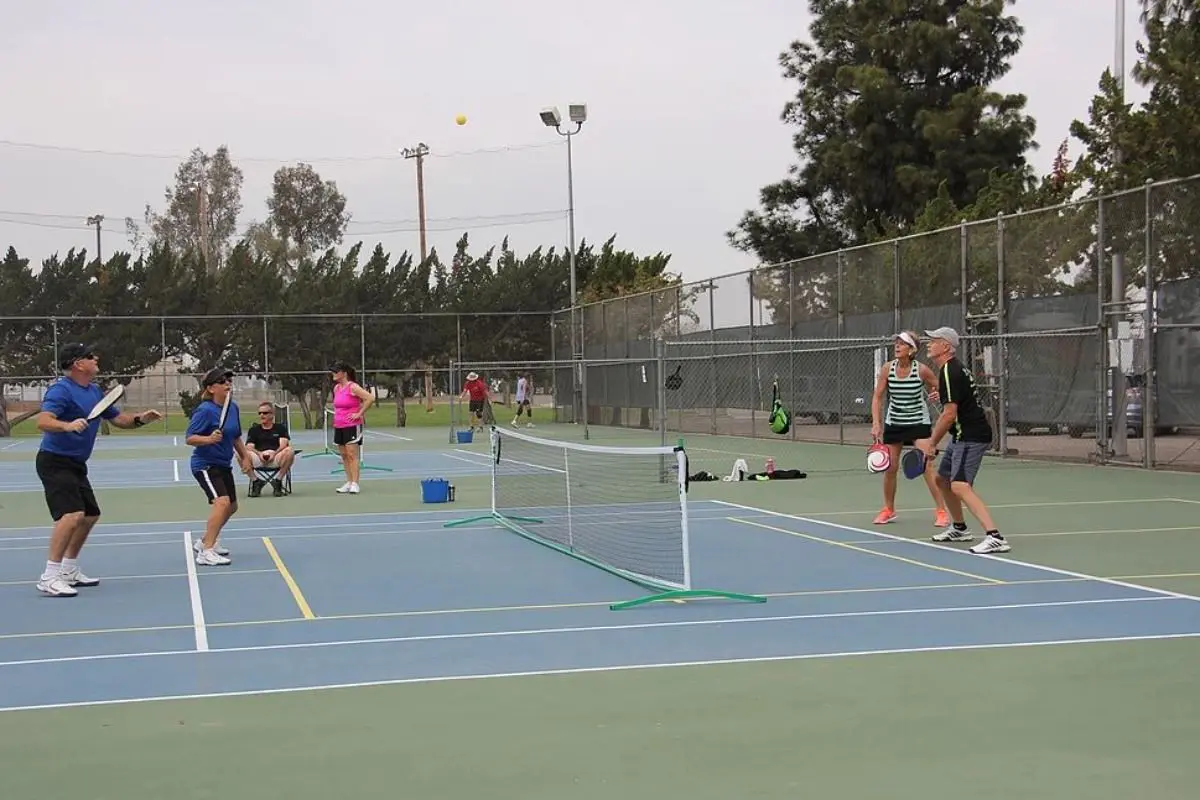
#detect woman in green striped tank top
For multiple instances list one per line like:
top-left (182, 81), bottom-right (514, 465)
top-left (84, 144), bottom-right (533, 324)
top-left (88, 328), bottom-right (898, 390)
top-left (869, 331), bottom-right (948, 528)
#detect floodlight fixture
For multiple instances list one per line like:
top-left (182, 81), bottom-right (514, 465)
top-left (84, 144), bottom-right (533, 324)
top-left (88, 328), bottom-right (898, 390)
top-left (539, 107), bottom-right (562, 127)
top-left (568, 104), bottom-right (587, 124)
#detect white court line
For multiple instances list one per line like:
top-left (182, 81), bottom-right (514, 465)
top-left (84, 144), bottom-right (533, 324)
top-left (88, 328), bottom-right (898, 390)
top-left (712, 499), bottom-right (1200, 604)
top-left (0, 595), bottom-right (1177, 670)
top-left (3, 629), bottom-right (1199, 714)
top-left (172, 460), bottom-right (179, 482)
top-left (182, 530), bottom-right (208, 652)
top-left (370, 430), bottom-right (413, 442)
top-left (791, 497), bottom-right (1185, 518)
top-left (0, 506), bottom-right (735, 545)
top-left (442, 452), bottom-right (486, 467)
top-left (1, 440), bottom-right (23, 451)
top-left (173, 436), bottom-right (178, 446)
top-left (845, 525), bottom-right (1200, 542)
top-left (0, 569), bottom-right (276, 587)
top-left (1171, 497), bottom-right (1200, 505)
top-left (0, 512), bottom-right (745, 551)
top-left (0, 507), bottom-right (496, 534)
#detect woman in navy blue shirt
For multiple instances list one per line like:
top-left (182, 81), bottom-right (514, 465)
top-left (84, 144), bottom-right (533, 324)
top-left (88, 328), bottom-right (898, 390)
top-left (186, 368), bottom-right (253, 566)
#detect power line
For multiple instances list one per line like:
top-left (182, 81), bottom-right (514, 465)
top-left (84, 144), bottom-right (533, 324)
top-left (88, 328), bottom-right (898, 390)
top-left (0, 138), bottom-right (562, 164)
top-left (0, 208), bottom-right (567, 230)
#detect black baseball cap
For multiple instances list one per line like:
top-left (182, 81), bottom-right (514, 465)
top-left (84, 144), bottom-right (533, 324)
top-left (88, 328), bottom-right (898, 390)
top-left (201, 367), bottom-right (234, 387)
top-left (58, 343), bottom-right (96, 370)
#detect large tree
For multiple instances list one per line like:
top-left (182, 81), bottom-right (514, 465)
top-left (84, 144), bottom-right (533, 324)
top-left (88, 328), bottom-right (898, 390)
top-left (730, 0), bottom-right (1037, 271)
top-left (137, 146), bottom-right (244, 273)
top-left (1069, 0), bottom-right (1200, 287)
top-left (264, 162), bottom-right (351, 263)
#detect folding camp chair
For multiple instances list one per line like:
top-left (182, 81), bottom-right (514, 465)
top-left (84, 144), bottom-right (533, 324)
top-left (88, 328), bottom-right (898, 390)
top-left (247, 402), bottom-right (302, 496)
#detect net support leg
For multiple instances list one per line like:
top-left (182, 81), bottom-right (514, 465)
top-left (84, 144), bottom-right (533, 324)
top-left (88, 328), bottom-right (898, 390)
top-left (443, 511), bottom-right (544, 529)
top-left (609, 588), bottom-right (768, 611)
top-left (303, 406), bottom-right (338, 459)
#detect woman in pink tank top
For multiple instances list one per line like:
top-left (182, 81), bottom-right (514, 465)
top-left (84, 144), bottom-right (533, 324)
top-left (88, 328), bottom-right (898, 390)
top-left (329, 362), bottom-right (374, 494)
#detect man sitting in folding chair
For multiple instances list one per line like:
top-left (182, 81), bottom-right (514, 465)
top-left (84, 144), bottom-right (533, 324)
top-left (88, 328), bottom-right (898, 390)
top-left (245, 401), bottom-right (299, 497)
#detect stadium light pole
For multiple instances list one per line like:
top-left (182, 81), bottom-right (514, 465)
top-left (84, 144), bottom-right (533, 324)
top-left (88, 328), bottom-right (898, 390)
top-left (541, 104), bottom-right (587, 424)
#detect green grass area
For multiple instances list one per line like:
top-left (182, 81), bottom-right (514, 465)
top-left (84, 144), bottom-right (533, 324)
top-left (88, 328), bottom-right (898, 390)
top-left (3, 639), bottom-right (1199, 799)
top-left (1, 425), bottom-right (1199, 797)
top-left (2, 397), bottom-right (539, 436)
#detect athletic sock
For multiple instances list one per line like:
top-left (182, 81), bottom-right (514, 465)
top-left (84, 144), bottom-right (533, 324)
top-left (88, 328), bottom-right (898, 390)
top-left (43, 560), bottom-right (62, 580)
top-left (986, 529), bottom-right (1004, 539)
top-left (953, 522), bottom-right (968, 531)
top-left (63, 557), bottom-right (78, 571)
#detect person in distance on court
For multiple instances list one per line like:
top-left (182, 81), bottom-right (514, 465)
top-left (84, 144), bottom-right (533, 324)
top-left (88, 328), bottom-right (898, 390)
top-left (511, 372), bottom-right (534, 428)
top-left (330, 362), bottom-right (374, 494)
top-left (245, 401), bottom-right (295, 496)
top-left (918, 327), bottom-right (1009, 554)
top-left (869, 330), bottom-right (950, 528)
top-left (460, 370), bottom-right (490, 431)
top-left (186, 368), bottom-right (252, 566)
top-left (34, 343), bottom-right (163, 597)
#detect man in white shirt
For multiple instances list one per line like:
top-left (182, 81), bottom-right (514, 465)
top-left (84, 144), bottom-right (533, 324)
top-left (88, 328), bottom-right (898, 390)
top-left (511, 374), bottom-right (534, 427)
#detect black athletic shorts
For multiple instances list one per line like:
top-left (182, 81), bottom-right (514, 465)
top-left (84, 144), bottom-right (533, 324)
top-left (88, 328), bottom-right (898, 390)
top-left (194, 465), bottom-right (238, 504)
top-left (333, 424), bottom-right (363, 447)
top-left (36, 450), bottom-right (100, 521)
top-left (468, 399), bottom-right (485, 415)
top-left (883, 424), bottom-right (932, 446)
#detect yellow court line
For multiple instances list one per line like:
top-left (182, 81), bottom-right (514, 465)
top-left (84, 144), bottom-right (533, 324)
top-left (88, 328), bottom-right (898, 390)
top-left (262, 536), bottom-right (316, 620)
top-left (730, 517), bottom-right (1004, 585)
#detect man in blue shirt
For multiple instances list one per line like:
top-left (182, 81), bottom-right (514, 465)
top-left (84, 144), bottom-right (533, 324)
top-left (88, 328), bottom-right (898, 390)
top-left (186, 367), bottom-right (252, 566)
top-left (35, 343), bottom-right (163, 597)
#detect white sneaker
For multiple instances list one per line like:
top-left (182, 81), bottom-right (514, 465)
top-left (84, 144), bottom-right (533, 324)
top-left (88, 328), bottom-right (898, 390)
top-left (62, 567), bottom-right (100, 587)
top-left (336, 481), bottom-right (353, 494)
top-left (37, 576), bottom-right (77, 597)
top-left (348, 482), bottom-right (360, 494)
top-left (193, 538), bottom-right (230, 556)
top-left (195, 548), bottom-right (232, 566)
top-left (970, 534), bottom-right (1011, 554)
top-left (932, 526), bottom-right (975, 542)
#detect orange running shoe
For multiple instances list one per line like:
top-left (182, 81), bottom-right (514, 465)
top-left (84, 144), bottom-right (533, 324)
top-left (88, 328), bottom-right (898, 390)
top-left (934, 508), bottom-right (950, 528)
top-left (873, 508), bottom-right (897, 525)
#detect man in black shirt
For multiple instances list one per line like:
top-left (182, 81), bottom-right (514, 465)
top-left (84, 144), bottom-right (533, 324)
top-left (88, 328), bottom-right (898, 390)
top-left (919, 327), bottom-right (1009, 555)
top-left (245, 402), bottom-right (295, 497)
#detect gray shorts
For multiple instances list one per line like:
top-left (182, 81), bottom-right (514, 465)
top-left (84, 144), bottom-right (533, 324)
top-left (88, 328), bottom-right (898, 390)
top-left (938, 440), bottom-right (989, 485)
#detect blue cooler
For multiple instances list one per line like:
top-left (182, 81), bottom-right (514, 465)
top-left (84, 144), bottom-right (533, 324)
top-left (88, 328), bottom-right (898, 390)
top-left (456, 429), bottom-right (474, 444)
top-left (421, 478), bottom-right (452, 503)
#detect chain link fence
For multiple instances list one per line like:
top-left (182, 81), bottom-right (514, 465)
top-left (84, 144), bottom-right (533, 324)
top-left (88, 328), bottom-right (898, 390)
top-left (553, 175), bottom-right (1200, 471)
top-left (0, 312), bottom-right (554, 434)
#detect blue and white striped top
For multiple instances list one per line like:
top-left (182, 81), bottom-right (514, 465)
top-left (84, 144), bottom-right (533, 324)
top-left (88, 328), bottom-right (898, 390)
top-left (884, 359), bottom-right (931, 427)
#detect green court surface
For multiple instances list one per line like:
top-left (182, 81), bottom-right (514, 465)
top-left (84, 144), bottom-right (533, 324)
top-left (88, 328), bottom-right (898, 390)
top-left (1, 422), bottom-right (1199, 798)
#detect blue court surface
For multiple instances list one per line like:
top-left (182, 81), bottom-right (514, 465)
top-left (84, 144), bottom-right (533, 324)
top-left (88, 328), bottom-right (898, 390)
top-left (2, 499), bottom-right (1199, 713)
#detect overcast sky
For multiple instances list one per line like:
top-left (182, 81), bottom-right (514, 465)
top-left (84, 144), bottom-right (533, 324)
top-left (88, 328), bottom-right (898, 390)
top-left (0, 0), bottom-right (1150, 298)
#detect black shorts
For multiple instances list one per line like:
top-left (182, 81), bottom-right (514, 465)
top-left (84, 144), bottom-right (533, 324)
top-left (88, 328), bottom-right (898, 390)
top-left (36, 450), bottom-right (100, 521)
top-left (468, 399), bottom-right (485, 415)
top-left (333, 424), bottom-right (363, 447)
top-left (883, 424), bottom-right (932, 446)
top-left (194, 466), bottom-right (238, 505)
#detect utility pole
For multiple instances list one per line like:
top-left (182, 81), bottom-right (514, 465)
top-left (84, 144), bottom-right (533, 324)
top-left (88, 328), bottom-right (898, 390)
top-left (401, 143), bottom-right (430, 262)
top-left (86, 214), bottom-right (104, 263)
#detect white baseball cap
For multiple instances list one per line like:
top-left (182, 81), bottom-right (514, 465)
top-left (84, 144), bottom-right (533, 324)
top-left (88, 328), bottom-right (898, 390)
top-left (924, 326), bottom-right (960, 348)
